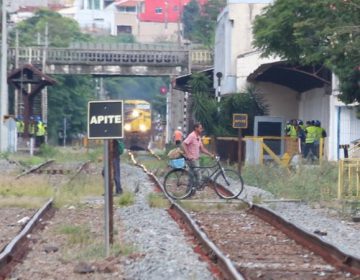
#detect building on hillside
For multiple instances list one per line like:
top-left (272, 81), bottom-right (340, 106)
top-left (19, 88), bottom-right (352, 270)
top-left (8, 0), bottom-right (72, 23)
top-left (74, 0), bottom-right (115, 33)
top-left (112, 0), bottom-right (207, 43)
top-left (138, 0), bottom-right (207, 23)
top-left (73, 0), bottom-right (208, 42)
top-left (213, 0), bottom-right (360, 161)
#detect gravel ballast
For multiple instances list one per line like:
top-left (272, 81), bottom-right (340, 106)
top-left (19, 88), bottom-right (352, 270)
top-left (242, 183), bottom-right (360, 260)
top-left (119, 164), bottom-right (214, 280)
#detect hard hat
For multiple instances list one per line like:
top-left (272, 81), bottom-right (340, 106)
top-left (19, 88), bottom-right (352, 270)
top-left (315, 120), bottom-right (321, 126)
top-left (177, 126), bottom-right (182, 130)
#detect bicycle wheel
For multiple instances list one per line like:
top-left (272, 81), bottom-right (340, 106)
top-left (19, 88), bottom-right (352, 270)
top-left (163, 169), bottom-right (193, 200)
top-left (214, 169), bottom-right (244, 199)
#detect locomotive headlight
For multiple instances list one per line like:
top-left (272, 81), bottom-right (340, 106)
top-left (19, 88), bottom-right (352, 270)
top-left (124, 123), bottom-right (131, 131)
top-left (132, 110), bottom-right (140, 118)
top-left (139, 124), bottom-right (147, 132)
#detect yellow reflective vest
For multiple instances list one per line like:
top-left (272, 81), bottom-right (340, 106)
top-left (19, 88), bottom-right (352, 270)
top-left (305, 126), bottom-right (317, 144)
top-left (36, 122), bottom-right (46, 136)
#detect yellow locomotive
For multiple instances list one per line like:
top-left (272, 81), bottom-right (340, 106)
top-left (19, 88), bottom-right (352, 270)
top-left (124, 100), bottom-right (152, 150)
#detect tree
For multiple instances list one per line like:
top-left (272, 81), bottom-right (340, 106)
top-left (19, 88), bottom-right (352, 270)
top-left (47, 75), bottom-right (95, 143)
top-left (188, 73), bottom-right (268, 136)
top-left (182, 0), bottom-right (226, 48)
top-left (253, 0), bottom-right (360, 103)
top-left (217, 86), bottom-right (268, 136)
top-left (12, 9), bottom-right (90, 47)
top-left (182, 0), bottom-right (200, 41)
top-left (187, 72), bottom-right (218, 134)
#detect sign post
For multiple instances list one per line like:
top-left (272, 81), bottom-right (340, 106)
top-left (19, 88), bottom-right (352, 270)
top-left (232, 114), bottom-right (248, 173)
top-left (88, 100), bottom-right (124, 257)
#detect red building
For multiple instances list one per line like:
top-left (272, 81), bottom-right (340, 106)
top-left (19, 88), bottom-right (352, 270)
top-left (139, 0), bottom-right (207, 23)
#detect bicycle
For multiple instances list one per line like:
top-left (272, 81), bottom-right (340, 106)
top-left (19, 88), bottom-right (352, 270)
top-left (163, 156), bottom-right (244, 200)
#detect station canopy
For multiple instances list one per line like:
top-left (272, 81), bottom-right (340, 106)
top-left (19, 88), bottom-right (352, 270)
top-left (247, 61), bottom-right (332, 93)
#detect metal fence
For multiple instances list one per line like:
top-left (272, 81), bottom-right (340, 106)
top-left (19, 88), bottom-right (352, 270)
top-left (338, 159), bottom-right (360, 199)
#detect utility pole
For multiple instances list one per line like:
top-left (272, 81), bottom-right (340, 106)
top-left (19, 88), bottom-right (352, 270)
top-left (0, 0), bottom-right (9, 152)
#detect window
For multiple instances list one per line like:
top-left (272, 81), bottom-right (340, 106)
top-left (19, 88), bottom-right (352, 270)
top-left (117, 25), bottom-right (132, 34)
top-left (87, 0), bottom-right (100, 10)
top-left (155, 7), bottom-right (162, 14)
top-left (119, 6), bottom-right (136, 13)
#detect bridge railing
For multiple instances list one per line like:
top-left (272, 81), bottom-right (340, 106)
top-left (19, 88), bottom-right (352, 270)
top-left (190, 49), bottom-right (213, 66)
top-left (9, 45), bottom-right (212, 68)
top-left (9, 46), bottom-right (189, 67)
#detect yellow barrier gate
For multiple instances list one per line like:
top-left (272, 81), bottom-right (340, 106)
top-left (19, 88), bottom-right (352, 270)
top-left (338, 159), bottom-right (360, 199)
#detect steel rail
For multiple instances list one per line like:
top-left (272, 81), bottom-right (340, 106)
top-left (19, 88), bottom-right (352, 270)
top-left (0, 199), bottom-right (54, 276)
top-left (131, 153), bottom-right (360, 277)
top-left (15, 160), bottom-right (54, 179)
top-left (129, 153), bottom-right (245, 280)
top-left (249, 203), bottom-right (360, 275)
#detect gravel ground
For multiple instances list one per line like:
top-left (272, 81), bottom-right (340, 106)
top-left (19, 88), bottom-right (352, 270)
top-left (119, 164), bottom-right (214, 280)
top-left (262, 201), bottom-right (360, 259)
top-left (0, 208), bottom-right (36, 252)
top-left (243, 183), bottom-right (360, 260)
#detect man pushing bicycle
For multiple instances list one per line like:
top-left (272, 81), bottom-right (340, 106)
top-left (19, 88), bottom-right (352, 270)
top-left (182, 123), bottom-right (214, 180)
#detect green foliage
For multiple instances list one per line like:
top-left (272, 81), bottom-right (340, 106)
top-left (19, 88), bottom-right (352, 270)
top-left (89, 34), bottom-right (135, 44)
top-left (182, 0), bottom-right (226, 48)
top-left (148, 193), bottom-right (170, 208)
top-left (117, 192), bottom-right (135, 207)
top-left (38, 144), bottom-right (58, 159)
top-left (253, 0), bottom-right (360, 103)
top-left (47, 75), bottom-right (95, 143)
top-left (242, 162), bottom-right (338, 201)
top-left (57, 224), bottom-right (92, 245)
top-left (217, 86), bottom-right (268, 136)
top-left (188, 72), bottom-right (267, 136)
top-left (12, 9), bottom-right (90, 47)
top-left (182, 0), bottom-right (201, 40)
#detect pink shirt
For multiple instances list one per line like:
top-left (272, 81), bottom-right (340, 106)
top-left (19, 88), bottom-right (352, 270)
top-left (183, 131), bottom-right (202, 160)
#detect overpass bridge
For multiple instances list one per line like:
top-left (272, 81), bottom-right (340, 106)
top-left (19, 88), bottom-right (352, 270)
top-left (8, 43), bottom-right (212, 76)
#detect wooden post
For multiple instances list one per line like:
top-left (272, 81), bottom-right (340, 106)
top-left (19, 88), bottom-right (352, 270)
top-left (238, 128), bottom-right (243, 174)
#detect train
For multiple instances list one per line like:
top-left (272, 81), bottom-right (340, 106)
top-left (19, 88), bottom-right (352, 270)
top-left (124, 100), bottom-right (152, 150)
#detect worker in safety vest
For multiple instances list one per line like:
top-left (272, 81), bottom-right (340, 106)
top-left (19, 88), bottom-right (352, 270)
top-left (303, 120), bottom-right (317, 161)
top-left (16, 116), bottom-right (24, 137)
top-left (314, 120), bottom-right (327, 157)
top-left (285, 119), bottom-right (298, 139)
top-left (35, 116), bottom-right (46, 147)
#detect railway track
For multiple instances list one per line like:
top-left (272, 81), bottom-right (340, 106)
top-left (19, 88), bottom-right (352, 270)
top-left (0, 160), bottom-right (92, 279)
top-left (130, 154), bottom-right (360, 279)
top-left (0, 199), bottom-right (55, 279)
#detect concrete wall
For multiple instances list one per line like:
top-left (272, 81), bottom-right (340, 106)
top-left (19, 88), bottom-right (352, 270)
top-left (255, 82), bottom-right (299, 120)
top-left (138, 22), bottom-right (180, 43)
top-left (236, 52), bottom-right (279, 91)
top-left (112, 13), bottom-right (139, 36)
top-left (75, 9), bottom-right (113, 32)
top-left (214, 1), bottom-right (271, 94)
top-left (299, 88), bottom-right (330, 129)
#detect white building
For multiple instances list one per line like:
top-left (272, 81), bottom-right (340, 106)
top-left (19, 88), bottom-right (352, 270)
top-left (74, 0), bottom-right (115, 33)
top-left (213, 0), bottom-right (360, 160)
